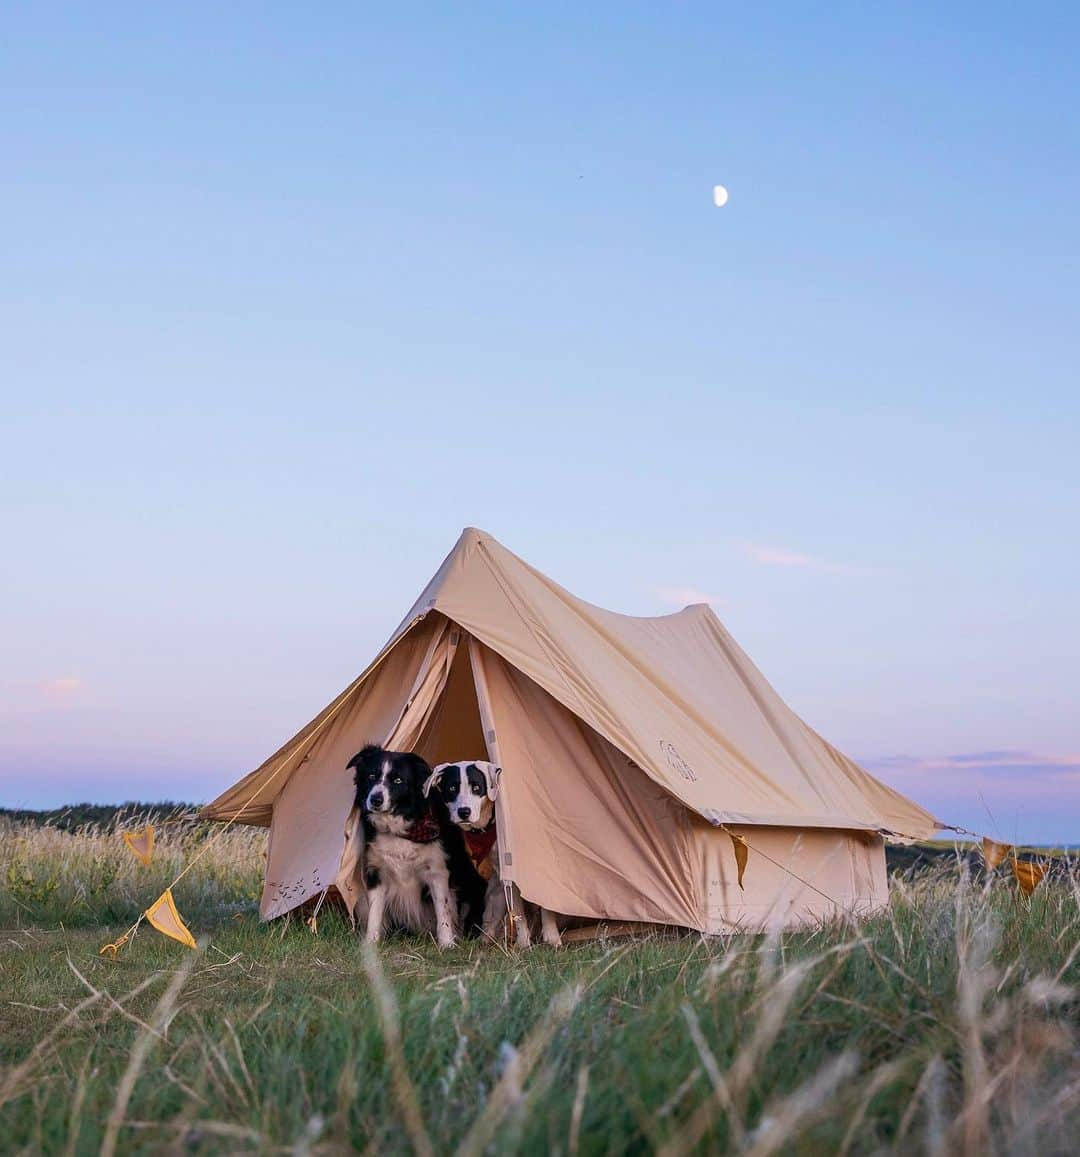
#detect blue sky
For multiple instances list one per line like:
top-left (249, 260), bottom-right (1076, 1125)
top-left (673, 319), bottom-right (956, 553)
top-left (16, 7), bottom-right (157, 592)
top-left (2, 4), bottom-right (1078, 842)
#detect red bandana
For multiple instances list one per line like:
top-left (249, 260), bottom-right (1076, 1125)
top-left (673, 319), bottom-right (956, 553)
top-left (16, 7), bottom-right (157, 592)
top-left (404, 813), bottom-right (441, 844)
top-left (463, 823), bottom-right (498, 869)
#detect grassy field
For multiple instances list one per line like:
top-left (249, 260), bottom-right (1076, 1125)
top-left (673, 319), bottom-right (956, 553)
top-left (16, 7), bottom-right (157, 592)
top-left (2, 814), bottom-right (1078, 1155)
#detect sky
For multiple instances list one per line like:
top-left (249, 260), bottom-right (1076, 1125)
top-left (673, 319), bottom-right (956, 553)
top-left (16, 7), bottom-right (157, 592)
top-left (2, 4), bottom-right (1078, 842)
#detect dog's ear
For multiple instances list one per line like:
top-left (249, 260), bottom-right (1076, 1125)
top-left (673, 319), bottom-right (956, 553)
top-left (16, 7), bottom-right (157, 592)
top-left (423, 763), bottom-right (449, 798)
top-left (486, 765), bottom-right (502, 802)
top-left (347, 744), bottom-right (382, 772)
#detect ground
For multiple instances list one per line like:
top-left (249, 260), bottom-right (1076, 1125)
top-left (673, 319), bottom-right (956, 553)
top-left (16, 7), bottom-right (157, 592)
top-left (1, 814), bottom-right (1078, 1155)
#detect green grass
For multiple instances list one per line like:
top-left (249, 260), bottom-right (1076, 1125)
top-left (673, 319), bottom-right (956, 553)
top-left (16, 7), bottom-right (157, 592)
top-left (1, 816), bottom-right (1078, 1155)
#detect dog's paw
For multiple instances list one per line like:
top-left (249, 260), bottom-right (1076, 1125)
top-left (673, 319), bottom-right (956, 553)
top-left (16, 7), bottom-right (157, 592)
top-left (435, 924), bottom-right (457, 949)
top-left (540, 910), bottom-right (562, 948)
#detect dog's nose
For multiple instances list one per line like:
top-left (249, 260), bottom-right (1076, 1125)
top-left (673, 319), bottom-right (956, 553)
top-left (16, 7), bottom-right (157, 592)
top-left (370, 791), bottom-right (384, 809)
top-left (458, 806), bottom-right (472, 820)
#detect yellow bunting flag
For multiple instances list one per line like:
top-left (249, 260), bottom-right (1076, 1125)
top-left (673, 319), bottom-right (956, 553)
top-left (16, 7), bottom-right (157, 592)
top-left (145, 889), bottom-right (197, 949)
top-left (122, 825), bottom-right (155, 866)
top-left (730, 832), bottom-right (749, 890)
top-left (1011, 859), bottom-right (1046, 896)
top-left (981, 837), bottom-right (1013, 870)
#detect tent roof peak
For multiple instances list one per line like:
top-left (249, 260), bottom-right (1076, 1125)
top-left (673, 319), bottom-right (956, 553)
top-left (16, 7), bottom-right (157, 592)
top-left (434, 528), bottom-right (716, 626)
top-left (204, 526), bottom-right (939, 844)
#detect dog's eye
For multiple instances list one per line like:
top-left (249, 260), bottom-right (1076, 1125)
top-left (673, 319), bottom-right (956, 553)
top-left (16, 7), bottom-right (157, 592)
top-left (392, 776), bottom-right (402, 785)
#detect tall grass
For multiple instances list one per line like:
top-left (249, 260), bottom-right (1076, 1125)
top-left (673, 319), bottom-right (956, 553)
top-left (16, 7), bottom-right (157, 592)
top-left (1, 817), bottom-right (1078, 1154)
top-left (0, 811), bottom-right (263, 928)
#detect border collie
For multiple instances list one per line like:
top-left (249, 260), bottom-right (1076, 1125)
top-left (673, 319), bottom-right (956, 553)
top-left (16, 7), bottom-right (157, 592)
top-left (347, 744), bottom-right (483, 948)
top-left (425, 760), bottom-right (561, 948)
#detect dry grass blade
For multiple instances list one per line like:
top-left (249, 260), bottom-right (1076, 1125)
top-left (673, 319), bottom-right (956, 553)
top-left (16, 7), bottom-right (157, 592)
top-left (678, 1003), bottom-right (739, 1146)
top-left (836, 1057), bottom-right (907, 1157)
top-left (568, 1063), bottom-right (590, 1156)
top-left (0, 969), bottom-right (162, 1107)
top-left (659, 954), bottom-right (827, 1156)
top-left (66, 957), bottom-right (166, 1040)
top-left (743, 1050), bottom-right (859, 1157)
top-left (454, 982), bottom-right (581, 1157)
top-left (954, 899), bottom-right (997, 1157)
top-left (222, 1016), bottom-right (257, 1104)
top-left (0, 988), bottom-right (104, 1107)
top-left (100, 946), bottom-right (201, 1157)
top-left (922, 1053), bottom-right (949, 1157)
top-left (62, 1052), bottom-right (92, 1157)
top-left (657, 1070), bottom-right (702, 1120)
top-left (728, 957), bottom-right (816, 1119)
top-left (361, 941), bottom-right (435, 1157)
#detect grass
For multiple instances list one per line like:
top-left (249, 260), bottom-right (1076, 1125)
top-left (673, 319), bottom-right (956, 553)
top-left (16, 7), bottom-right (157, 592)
top-left (1, 814), bottom-right (1078, 1155)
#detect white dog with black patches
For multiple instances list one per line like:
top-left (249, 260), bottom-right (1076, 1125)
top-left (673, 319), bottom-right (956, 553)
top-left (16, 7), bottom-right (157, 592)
top-left (425, 760), bottom-right (561, 948)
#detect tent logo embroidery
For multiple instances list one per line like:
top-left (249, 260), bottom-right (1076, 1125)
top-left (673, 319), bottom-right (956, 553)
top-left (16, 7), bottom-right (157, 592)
top-left (660, 740), bottom-right (698, 782)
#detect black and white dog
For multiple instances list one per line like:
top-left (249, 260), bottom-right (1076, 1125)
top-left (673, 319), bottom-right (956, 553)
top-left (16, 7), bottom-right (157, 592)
top-left (347, 744), bottom-right (484, 948)
top-left (425, 760), bottom-right (561, 948)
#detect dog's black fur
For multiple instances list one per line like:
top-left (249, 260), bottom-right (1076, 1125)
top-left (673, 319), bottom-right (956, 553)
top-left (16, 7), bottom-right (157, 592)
top-left (349, 744), bottom-right (433, 837)
top-left (347, 744), bottom-right (485, 938)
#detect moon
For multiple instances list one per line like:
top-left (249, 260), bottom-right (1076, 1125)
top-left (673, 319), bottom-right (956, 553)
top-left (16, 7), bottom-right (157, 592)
top-left (712, 185), bottom-right (729, 208)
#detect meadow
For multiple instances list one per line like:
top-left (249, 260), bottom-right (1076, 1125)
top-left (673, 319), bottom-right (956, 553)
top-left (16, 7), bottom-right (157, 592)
top-left (1, 811), bottom-right (1077, 1155)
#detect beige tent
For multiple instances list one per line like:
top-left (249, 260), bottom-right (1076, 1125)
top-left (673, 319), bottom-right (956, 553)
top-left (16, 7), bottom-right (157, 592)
top-left (204, 528), bottom-right (939, 931)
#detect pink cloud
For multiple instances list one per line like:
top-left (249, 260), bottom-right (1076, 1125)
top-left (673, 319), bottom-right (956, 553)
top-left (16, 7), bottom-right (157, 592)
top-left (743, 543), bottom-right (863, 573)
top-left (742, 544), bottom-right (822, 569)
top-left (739, 543), bottom-right (880, 577)
top-left (864, 750), bottom-right (1080, 842)
top-left (39, 676), bottom-right (83, 697)
top-left (868, 750), bottom-right (1080, 775)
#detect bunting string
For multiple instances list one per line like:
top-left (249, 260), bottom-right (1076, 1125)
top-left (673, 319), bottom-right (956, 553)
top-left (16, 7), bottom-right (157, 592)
top-left (99, 694), bottom-right (344, 958)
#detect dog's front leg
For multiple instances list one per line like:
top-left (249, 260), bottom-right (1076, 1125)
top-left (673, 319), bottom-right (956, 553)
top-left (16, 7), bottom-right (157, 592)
top-left (540, 908), bottom-right (562, 948)
top-left (508, 884), bottom-right (532, 949)
top-left (365, 877), bottom-right (386, 943)
top-left (482, 878), bottom-right (508, 940)
top-left (427, 872), bottom-right (457, 949)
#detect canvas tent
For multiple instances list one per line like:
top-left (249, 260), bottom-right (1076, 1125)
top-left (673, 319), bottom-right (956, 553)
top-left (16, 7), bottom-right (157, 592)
top-left (203, 528), bottom-right (939, 932)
